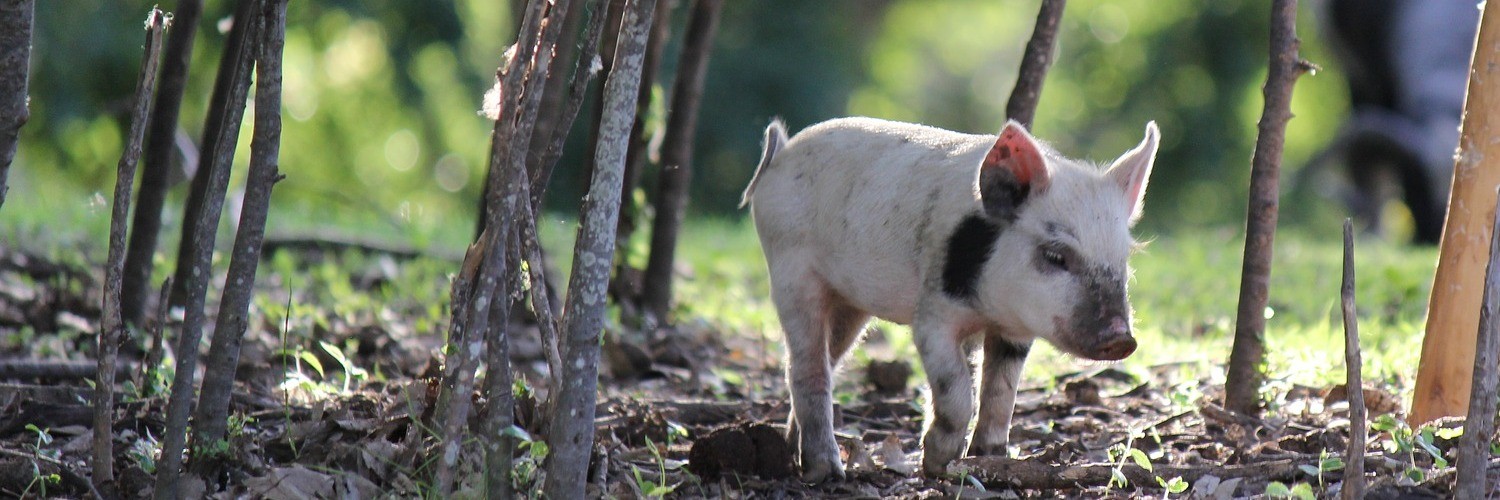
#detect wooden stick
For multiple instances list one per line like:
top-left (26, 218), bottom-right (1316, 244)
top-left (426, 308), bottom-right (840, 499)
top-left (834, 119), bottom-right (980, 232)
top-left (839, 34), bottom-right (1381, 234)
top-left (1005, 0), bottom-right (1066, 128)
top-left (153, 1), bottom-right (263, 496)
top-left (1412, 0), bottom-right (1500, 426)
top-left (1224, 0), bottom-right (1313, 416)
top-left (95, 9), bottom-right (168, 491)
top-left (1456, 196), bottom-right (1500, 499)
top-left (1340, 219), bottom-right (1366, 500)
top-left (189, 0), bottom-right (288, 478)
top-left (543, 0), bottom-right (656, 496)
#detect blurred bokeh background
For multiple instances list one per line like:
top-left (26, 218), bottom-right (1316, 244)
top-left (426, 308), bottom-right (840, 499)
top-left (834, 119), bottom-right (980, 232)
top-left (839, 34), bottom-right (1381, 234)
top-left (5, 0), bottom-right (1373, 249)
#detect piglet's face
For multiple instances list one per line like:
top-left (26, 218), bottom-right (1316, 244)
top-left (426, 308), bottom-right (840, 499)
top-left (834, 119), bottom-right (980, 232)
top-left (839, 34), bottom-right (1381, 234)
top-left (967, 121), bottom-right (1158, 361)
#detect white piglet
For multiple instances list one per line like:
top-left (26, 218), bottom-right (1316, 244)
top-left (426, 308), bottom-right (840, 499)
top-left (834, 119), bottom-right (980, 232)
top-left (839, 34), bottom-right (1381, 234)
top-left (743, 117), bottom-right (1158, 482)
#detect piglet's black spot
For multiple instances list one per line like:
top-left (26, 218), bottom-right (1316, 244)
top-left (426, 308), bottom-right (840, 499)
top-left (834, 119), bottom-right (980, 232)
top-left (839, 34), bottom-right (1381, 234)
top-left (942, 214), bottom-right (1003, 299)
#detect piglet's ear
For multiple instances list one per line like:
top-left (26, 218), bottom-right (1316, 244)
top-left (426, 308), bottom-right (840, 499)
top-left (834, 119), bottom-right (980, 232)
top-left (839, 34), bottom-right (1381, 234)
top-left (979, 121), bottom-right (1050, 219)
top-left (1106, 121), bottom-right (1159, 226)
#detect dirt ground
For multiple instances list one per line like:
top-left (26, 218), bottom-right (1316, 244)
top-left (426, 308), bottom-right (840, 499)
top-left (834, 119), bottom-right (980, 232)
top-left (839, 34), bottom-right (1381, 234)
top-left (0, 244), bottom-right (1493, 499)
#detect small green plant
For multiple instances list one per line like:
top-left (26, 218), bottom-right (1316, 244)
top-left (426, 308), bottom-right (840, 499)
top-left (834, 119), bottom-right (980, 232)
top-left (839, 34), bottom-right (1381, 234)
top-left (1265, 481), bottom-right (1315, 500)
top-left (627, 437), bottom-right (682, 498)
top-left (1296, 449), bottom-right (1344, 488)
top-left (22, 424), bottom-right (61, 498)
top-left (505, 425), bottom-right (549, 497)
top-left (1371, 414), bottom-right (1454, 483)
top-left (127, 431), bottom-right (161, 474)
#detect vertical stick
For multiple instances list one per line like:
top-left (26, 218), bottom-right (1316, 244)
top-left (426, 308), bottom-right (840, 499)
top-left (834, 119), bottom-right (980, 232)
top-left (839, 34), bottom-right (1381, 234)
top-left (95, 8), bottom-right (169, 491)
top-left (1005, 0), bottom-right (1066, 129)
top-left (1340, 219), bottom-right (1366, 500)
top-left (639, 0), bottom-right (724, 322)
top-left (153, 2), bottom-right (263, 496)
top-left (1456, 196), bottom-right (1500, 499)
top-left (543, 0), bottom-right (656, 496)
top-left (1224, 0), bottom-right (1311, 415)
top-left (122, 0), bottom-right (205, 326)
top-left (169, 0), bottom-right (263, 306)
top-left (0, 0), bottom-right (33, 211)
top-left (189, 0), bottom-right (287, 477)
top-left (1411, 0), bottom-right (1500, 426)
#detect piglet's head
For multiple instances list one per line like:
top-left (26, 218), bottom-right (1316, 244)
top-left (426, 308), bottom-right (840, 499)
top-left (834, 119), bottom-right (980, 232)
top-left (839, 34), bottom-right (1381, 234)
top-left (964, 120), bottom-right (1158, 361)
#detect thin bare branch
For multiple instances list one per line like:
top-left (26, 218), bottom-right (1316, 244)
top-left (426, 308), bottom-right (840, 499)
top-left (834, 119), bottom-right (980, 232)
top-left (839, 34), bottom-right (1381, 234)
top-left (153, 1), bottom-right (263, 496)
top-left (544, 0), bottom-right (657, 496)
top-left (95, 9), bottom-right (169, 491)
top-left (1005, 0), bottom-right (1065, 128)
top-left (189, 0), bottom-right (288, 480)
top-left (1341, 219), bottom-right (1366, 500)
top-left (1224, 0), bottom-right (1310, 416)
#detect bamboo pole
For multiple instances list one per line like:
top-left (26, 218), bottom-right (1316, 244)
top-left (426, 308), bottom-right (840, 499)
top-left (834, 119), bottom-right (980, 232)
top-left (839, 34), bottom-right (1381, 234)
top-left (1410, 0), bottom-right (1500, 426)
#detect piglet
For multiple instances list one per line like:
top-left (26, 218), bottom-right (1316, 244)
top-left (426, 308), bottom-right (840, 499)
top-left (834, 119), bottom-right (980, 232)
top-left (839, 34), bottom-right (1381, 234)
top-left (742, 117), bottom-right (1158, 482)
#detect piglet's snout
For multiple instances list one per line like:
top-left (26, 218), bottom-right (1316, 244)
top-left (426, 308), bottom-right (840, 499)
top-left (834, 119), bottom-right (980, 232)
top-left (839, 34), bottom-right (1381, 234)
top-left (1088, 317), bottom-right (1136, 361)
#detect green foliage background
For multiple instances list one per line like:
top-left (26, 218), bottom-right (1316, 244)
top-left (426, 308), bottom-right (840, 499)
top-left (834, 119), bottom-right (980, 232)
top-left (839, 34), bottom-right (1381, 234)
top-left (7, 0), bottom-right (1358, 246)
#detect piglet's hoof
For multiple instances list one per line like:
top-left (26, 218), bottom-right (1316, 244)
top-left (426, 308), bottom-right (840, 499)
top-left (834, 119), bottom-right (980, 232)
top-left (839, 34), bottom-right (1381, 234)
top-left (799, 456), bottom-right (846, 483)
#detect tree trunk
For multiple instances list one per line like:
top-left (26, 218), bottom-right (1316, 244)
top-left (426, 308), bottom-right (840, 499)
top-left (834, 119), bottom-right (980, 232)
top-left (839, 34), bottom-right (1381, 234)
top-left (1005, 0), bottom-right (1065, 129)
top-left (1224, 0), bottom-right (1309, 416)
top-left (152, 2), bottom-right (263, 497)
top-left (0, 0), bottom-right (33, 211)
top-left (1410, 0), bottom-right (1500, 426)
top-left (543, 0), bottom-right (656, 496)
top-left (95, 10), bottom-right (168, 492)
top-left (169, 0), bottom-right (259, 307)
top-left (121, 0), bottom-right (205, 327)
top-left (189, 0), bottom-right (286, 481)
top-left (639, 0), bottom-right (723, 322)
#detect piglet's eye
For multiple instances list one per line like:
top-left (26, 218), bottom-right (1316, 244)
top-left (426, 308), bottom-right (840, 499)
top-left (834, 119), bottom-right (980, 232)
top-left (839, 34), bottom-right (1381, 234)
top-left (1042, 248), bottom-right (1067, 269)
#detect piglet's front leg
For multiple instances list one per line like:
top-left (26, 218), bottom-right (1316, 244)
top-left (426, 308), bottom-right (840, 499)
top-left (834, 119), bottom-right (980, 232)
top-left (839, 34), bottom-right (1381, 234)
top-left (970, 333), bottom-right (1031, 456)
top-left (915, 303), bottom-right (981, 476)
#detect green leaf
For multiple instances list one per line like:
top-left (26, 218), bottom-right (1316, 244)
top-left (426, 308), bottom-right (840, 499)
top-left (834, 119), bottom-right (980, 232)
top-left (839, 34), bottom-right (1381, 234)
top-left (319, 340), bottom-right (350, 371)
top-left (1297, 464), bottom-right (1320, 477)
top-left (1370, 414), bottom-right (1399, 432)
top-left (1290, 482), bottom-right (1315, 500)
top-left (530, 440), bottom-right (549, 461)
top-left (1320, 457), bottom-right (1345, 471)
top-left (1265, 481), bottom-right (1291, 497)
top-left (298, 350), bottom-right (325, 378)
top-left (1128, 448), bottom-right (1152, 472)
top-left (1163, 476), bottom-right (1188, 493)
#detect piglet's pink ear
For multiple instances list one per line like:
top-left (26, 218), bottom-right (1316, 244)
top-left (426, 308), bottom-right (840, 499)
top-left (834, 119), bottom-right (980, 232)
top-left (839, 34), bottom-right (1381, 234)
top-left (983, 121), bottom-right (1050, 193)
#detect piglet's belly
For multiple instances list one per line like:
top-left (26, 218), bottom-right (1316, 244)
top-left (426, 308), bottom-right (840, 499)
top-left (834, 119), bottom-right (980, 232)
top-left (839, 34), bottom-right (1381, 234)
top-left (817, 265), bottom-right (919, 325)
